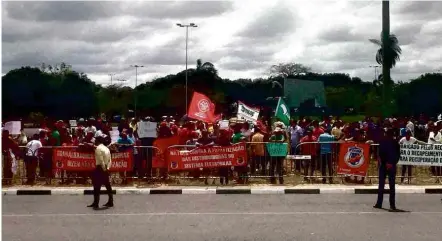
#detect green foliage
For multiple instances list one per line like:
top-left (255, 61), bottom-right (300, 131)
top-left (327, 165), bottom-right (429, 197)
top-left (2, 62), bottom-right (442, 120)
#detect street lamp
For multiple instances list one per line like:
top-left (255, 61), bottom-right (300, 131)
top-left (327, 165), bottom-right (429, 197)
top-left (176, 22), bottom-right (198, 114)
top-left (369, 65), bottom-right (381, 81)
top-left (108, 73), bottom-right (115, 85)
top-left (130, 65), bottom-right (144, 118)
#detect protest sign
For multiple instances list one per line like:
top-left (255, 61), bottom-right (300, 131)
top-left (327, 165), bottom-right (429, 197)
top-left (152, 136), bottom-right (181, 168)
top-left (266, 143), bottom-right (288, 157)
top-left (137, 121), bottom-right (158, 138)
top-left (337, 142), bottom-right (370, 177)
top-left (52, 148), bottom-right (133, 171)
top-left (167, 143), bottom-right (248, 171)
top-left (219, 120), bottom-right (229, 130)
top-left (237, 101), bottom-right (260, 124)
top-left (4, 121), bottom-right (21, 135)
top-left (398, 144), bottom-right (442, 166)
top-left (69, 120), bottom-right (77, 127)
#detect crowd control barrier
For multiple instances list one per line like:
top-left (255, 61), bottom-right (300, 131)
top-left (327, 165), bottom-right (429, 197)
top-left (2, 141), bottom-right (441, 186)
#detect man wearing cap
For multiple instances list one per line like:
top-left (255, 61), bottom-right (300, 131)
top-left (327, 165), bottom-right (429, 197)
top-left (88, 136), bottom-right (113, 209)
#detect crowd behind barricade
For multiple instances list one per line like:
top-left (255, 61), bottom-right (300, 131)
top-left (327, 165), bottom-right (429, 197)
top-left (2, 113), bottom-right (442, 186)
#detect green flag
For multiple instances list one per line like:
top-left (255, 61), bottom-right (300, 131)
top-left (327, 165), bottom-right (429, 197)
top-left (275, 97), bottom-right (290, 126)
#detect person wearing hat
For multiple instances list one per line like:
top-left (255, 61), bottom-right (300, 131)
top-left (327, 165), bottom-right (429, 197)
top-left (269, 127), bottom-right (286, 184)
top-left (88, 135), bottom-right (113, 209)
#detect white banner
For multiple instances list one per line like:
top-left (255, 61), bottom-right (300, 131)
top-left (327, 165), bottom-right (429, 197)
top-left (137, 122), bottom-right (158, 138)
top-left (399, 144), bottom-right (442, 166)
top-left (237, 101), bottom-right (259, 124)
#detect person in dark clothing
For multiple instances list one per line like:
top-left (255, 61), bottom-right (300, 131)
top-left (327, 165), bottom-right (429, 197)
top-left (374, 128), bottom-right (401, 212)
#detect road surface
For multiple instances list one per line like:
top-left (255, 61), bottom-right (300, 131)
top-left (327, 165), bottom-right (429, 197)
top-left (3, 194), bottom-right (442, 241)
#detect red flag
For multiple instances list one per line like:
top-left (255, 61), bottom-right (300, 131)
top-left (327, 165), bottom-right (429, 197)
top-left (187, 92), bottom-right (217, 123)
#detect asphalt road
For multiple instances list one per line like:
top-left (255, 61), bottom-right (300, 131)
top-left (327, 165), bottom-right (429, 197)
top-left (3, 194), bottom-right (442, 241)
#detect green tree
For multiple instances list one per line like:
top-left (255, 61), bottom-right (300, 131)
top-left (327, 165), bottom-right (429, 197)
top-left (268, 63), bottom-right (312, 78)
top-left (196, 59), bottom-right (217, 75)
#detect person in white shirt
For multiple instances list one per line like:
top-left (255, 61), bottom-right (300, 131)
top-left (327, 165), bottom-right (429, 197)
top-left (399, 130), bottom-right (426, 183)
top-left (84, 118), bottom-right (97, 136)
top-left (24, 134), bottom-right (42, 185)
top-left (88, 136), bottom-right (113, 209)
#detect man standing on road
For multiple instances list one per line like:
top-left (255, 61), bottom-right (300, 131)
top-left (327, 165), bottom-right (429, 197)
top-left (374, 128), bottom-right (401, 212)
top-left (88, 136), bottom-right (113, 210)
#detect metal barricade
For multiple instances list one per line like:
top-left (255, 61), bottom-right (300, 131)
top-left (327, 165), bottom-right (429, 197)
top-left (2, 146), bottom-right (30, 185)
top-left (4, 142), bottom-right (440, 186)
top-left (1, 145), bottom-right (160, 186)
top-left (293, 141), bottom-right (441, 185)
top-left (162, 142), bottom-right (292, 185)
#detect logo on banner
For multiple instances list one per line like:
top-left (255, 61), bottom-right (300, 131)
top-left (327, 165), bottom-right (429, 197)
top-left (280, 104), bottom-right (289, 118)
top-left (56, 160), bottom-right (64, 168)
top-left (343, 146), bottom-right (364, 168)
top-left (237, 157), bottom-right (245, 165)
top-left (195, 99), bottom-right (210, 118)
top-left (170, 161), bottom-right (178, 169)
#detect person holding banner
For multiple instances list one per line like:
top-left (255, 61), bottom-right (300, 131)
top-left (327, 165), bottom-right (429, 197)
top-left (374, 128), bottom-right (401, 212)
top-left (88, 136), bottom-right (113, 210)
top-left (399, 129), bottom-right (426, 183)
top-left (269, 127), bottom-right (286, 184)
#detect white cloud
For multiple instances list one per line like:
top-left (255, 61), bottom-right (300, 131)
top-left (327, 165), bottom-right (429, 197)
top-left (2, 0), bottom-right (442, 86)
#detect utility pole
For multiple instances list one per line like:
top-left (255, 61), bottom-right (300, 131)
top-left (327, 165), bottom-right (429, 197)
top-left (176, 22), bottom-right (198, 114)
top-left (382, 0), bottom-right (391, 118)
top-left (130, 65), bottom-right (144, 118)
top-left (108, 73), bottom-right (115, 85)
top-left (369, 65), bottom-right (381, 80)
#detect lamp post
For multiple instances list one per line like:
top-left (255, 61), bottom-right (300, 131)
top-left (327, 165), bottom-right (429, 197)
top-left (130, 65), bottom-right (144, 118)
top-left (108, 73), bottom-right (115, 85)
top-left (176, 22), bottom-right (198, 114)
top-left (369, 65), bottom-right (381, 80)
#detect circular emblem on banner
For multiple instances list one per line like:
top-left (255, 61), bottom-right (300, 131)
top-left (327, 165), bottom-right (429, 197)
top-left (344, 146), bottom-right (364, 168)
top-left (170, 162), bottom-right (178, 169)
top-left (56, 160), bottom-right (64, 169)
top-left (197, 99), bottom-right (210, 112)
top-left (237, 157), bottom-right (244, 165)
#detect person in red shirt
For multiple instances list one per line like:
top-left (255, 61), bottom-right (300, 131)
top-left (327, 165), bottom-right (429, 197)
top-left (300, 129), bottom-right (318, 181)
top-left (312, 121), bottom-right (324, 139)
top-left (216, 128), bottom-right (232, 185)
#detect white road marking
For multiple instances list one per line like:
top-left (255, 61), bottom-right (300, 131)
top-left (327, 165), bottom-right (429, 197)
top-left (3, 211), bottom-right (442, 218)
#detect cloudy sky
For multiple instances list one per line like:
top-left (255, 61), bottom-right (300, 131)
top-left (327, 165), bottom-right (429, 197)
top-left (2, 0), bottom-right (442, 87)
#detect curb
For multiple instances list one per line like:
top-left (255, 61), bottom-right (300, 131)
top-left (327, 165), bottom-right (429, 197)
top-left (3, 188), bottom-right (442, 195)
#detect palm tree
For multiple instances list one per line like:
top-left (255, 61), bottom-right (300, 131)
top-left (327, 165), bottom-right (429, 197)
top-left (369, 33), bottom-right (402, 70)
top-left (369, 0), bottom-right (400, 117)
top-left (196, 59), bottom-right (218, 75)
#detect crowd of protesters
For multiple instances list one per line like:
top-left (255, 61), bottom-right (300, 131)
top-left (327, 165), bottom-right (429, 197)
top-left (2, 113), bottom-right (442, 186)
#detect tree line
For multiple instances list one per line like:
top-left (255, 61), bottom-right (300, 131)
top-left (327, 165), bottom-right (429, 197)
top-left (2, 60), bottom-right (442, 122)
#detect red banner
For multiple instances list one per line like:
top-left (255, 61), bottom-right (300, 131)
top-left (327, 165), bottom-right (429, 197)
top-left (167, 143), bottom-right (248, 171)
top-left (337, 142), bottom-right (370, 177)
top-left (152, 136), bottom-right (181, 168)
top-left (52, 147), bottom-right (133, 171)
